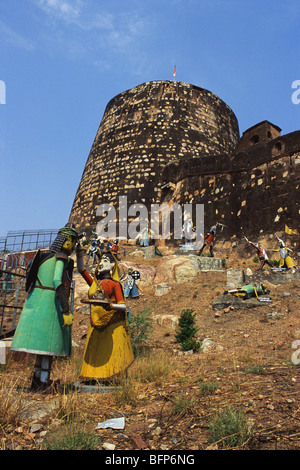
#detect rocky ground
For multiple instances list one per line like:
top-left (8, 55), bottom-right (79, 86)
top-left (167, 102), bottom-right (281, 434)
top-left (0, 238), bottom-right (299, 451)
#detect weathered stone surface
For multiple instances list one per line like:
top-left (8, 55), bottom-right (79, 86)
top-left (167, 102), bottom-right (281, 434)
top-left (201, 337), bottom-right (224, 352)
top-left (155, 314), bottom-right (178, 329)
top-left (153, 256), bottom-right (199, 285)
top-left (155, 283), bottom-right (172, 296)
top-left (68, 80), bottom-right (239, 235)
top-left (141, 246), bottom-right (163, 259)
top-left (198, 257), bottom-right (223, 271)
top-left (19, 399), bottom-right (60, 422)
top-left (120, 262), bottom-right (156, 287)
top-left (174, 256), bottom-right (200, 284)
top-left (226, 268), bottom-right (245, 288)
top-left (129, 249), bottom-right (145, 259)
top-left (153, 255), bottom-right (224, 285)
top-left (212, 294), bottom-right (264, 310)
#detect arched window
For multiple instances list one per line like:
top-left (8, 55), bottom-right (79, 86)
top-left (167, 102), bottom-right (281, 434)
top-left (274, 142), bottom-right (282, 151)
top-left (250, 135), bottom-right (259, 144)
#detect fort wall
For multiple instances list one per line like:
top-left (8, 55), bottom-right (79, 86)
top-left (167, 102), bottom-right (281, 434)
top-left (162, 130), bottom-right (300, 240)
top-left (68, 80), bottom-right (300, 245)
top-left (69, 81), bottom-right (239, 231)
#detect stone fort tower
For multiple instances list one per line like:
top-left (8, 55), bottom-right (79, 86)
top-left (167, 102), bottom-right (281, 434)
top-left (69, 79), bottom-right (300, 242)
top-left (69, 80), bottom-right (240, 232)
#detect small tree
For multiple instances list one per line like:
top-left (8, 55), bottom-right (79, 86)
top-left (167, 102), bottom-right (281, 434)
top-left (128, 308), bottom-right (153, 356)
top-left (175, 309), bottom-right (200, 352)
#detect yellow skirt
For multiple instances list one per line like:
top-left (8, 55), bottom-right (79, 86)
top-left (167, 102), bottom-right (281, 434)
top-left (80, 320), bottom-right (134, 380)
top-left (280, 255), bottom-right (296, 268)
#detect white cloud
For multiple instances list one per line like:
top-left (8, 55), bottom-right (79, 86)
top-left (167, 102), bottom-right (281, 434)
top-left (0, 20), bottom-right (36, 51)
top-left (35, 0), bottom-right (83, 22)
top-left (32, 1), bottom-right (153, 73)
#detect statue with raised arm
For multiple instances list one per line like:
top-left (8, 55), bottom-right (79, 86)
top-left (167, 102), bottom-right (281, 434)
top-left (76, 243), bottom-right (134, 382)
top-left (244, 236), bottom-right (273, 271)
top-left (272, 236), bottom-right (297, 270)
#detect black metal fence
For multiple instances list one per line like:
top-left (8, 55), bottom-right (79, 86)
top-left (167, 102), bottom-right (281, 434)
top-left (0, 254), bottom-right (27, 337)
top-left (0, 229), bottom-right (59, 338)
top-left (0, 229), bottom-right (58, 254)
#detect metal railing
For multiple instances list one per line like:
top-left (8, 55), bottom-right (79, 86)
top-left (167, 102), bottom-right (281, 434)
top-left (0, 229), bottom-right (59, 254)
top-left (0, 254), bottom-right (27, 337)
top-left (0, 229), bottom-right (59, 338)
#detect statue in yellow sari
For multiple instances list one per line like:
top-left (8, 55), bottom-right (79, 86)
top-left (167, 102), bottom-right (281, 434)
top-left (76, 244), bottom-right (134, 382)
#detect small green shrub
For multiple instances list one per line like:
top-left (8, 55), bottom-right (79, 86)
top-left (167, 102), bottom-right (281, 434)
top-left (175, 309), bottom-right (200, 352)
top-left (200, 381), bottom-right (219, 395)
top-left (171, 393), bottom-right (196, 415)
top-left (243, 365), bottom-right (264, 374)
top-left (208, 406), bottom-right (251, 449)
top-left (128, 308), bottom-right (153, 356)
top-left (44, 424), bottom-right (100, 450)
top-left (270, 259), bottom-right (279, 267)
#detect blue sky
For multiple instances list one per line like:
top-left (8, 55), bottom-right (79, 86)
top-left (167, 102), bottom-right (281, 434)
top-left (0, 0), bottom-right (299, 237)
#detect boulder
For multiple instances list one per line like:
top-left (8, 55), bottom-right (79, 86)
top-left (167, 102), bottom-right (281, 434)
top-left (155, 314), bottom-right (178, 329)
top-left (226, 268), bottom-right (245, 288)
top-left (154, 256), bottom-right (200, 284)
top-left (155, 283), bottom-right (172, 296)
top-left (212, 294), bottom-right (264, 310)
top-left (201, 337), bottom-right (224, 352)
top-left (120, 261), bottom-right (156, 287)
top-left (198, 257), bottom-right (223, 271)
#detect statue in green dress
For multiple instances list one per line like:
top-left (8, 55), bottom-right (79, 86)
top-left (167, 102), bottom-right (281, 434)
top-left (11, 225), bottom-right (78, 391)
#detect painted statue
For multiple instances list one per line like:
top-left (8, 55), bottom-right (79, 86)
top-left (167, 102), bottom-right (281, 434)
top-left (272, 236), bottom-right (297, 270)
top-left (124, 268), bottom-right (140, 299)
top-left (198, 222), bottom-right (226, 257)
top-left (111, 238), bottom-right (120, 257)
top-left (11, 225), bottom-right (79, 391)
top-left (198, 224), bottom-right (217, 257)
top-left (182, 211), bottom-right (195, 248)
top-left (140, 228), bottom-right (150, 247)
top-left (244, 236), bottom-right (273, 271)
top-left (106, 239), bottom-right (120, 259)
top-left (86, 238), bottom-right (101, 265)
top-left (224, 283), bottom-right (270, 300)
top-left (136, 227), bottom-right (153, 247)
top-left (76, 244), bottom-right (134, 382)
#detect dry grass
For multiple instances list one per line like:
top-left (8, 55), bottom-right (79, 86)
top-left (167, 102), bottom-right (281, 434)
top-left (0, 343), bottom-right (299, 450)
top-left (0, 376), bottom-right (25, 430)
top-left (129, 351), bottom-right (171, 384)
top-left (1, 254), bottom-right (300, 450)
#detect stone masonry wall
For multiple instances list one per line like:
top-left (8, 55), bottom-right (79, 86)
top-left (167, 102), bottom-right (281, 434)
top-left (69, 81), bottom-right (240, 231)
top-left (162, 131), bottom-right (300, 242)
top-left (68, 80), bottom-right (300, 246)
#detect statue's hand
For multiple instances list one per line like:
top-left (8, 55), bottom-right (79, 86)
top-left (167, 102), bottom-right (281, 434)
top-left (63, 312), bottom-right (73, 327)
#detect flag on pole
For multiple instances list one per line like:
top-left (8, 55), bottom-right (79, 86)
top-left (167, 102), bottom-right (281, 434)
top-left (285, 224), bottom-right (298, 235)
top-left (173, 65), bottom-right (176, 79)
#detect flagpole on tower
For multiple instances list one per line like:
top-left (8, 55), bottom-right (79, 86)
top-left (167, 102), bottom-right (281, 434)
top-left (173, 65), bottom-right (176, 82)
